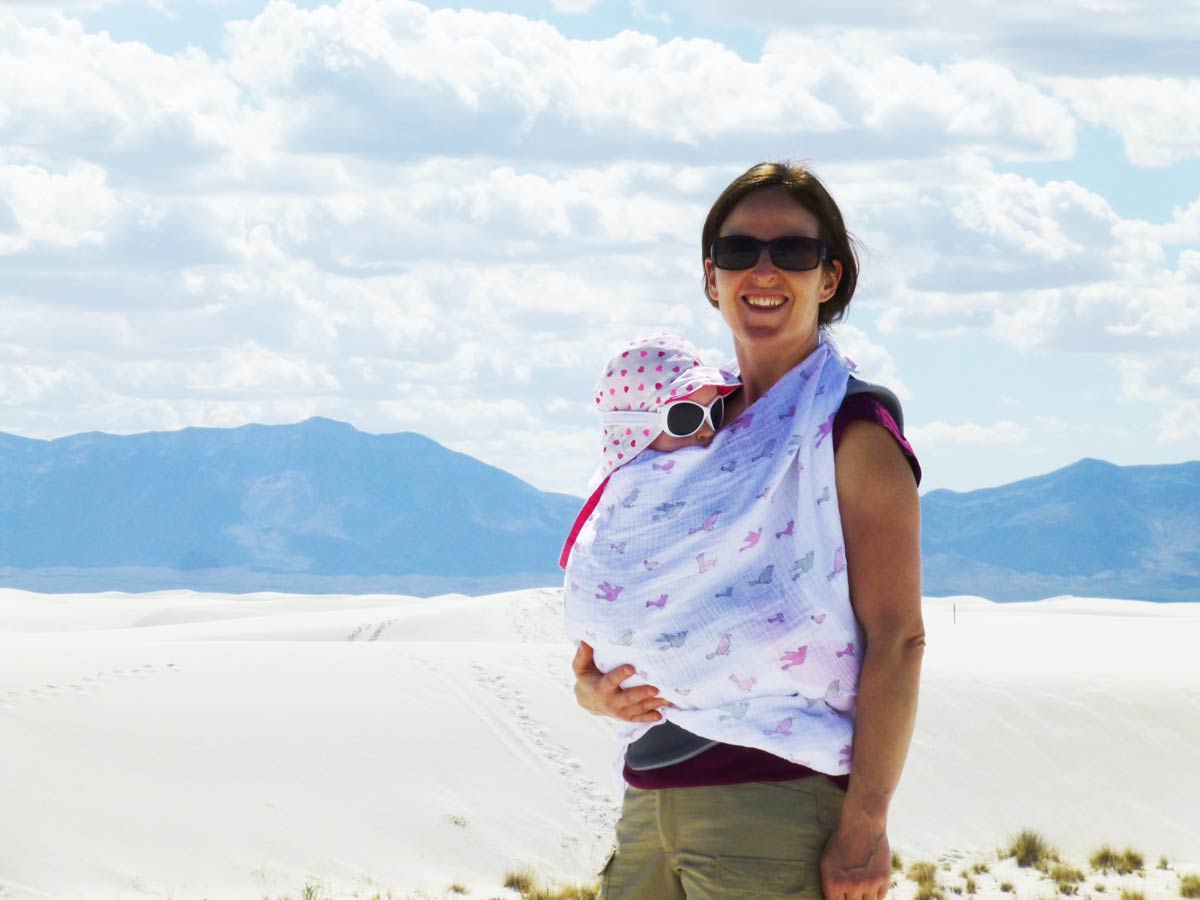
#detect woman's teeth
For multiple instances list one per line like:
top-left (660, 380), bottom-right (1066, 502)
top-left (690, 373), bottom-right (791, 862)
top-left (744, 295), bottom-right (786, 308)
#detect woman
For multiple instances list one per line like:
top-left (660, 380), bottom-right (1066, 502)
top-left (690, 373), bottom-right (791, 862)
top-left (570, 162), bottom-right (924, 900)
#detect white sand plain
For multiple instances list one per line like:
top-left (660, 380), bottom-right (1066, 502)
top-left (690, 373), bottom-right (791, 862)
top-left (1, 587), bottom-right (1197, 900)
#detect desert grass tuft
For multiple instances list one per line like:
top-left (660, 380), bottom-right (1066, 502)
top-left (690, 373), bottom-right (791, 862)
top-left (1119, 891), bottom-right (1145, 900)
top-left (1000, 882), bottom-right (1015, 893)
top-left (1180, 874), bottom-right (1200, 899)
top-left (893, 851), bottom-right (903, 872)
top-left (965, 876), bottom-right (977, 895)
top-left (1090, 847), bottom-right (1144, 875)
top-left (505, 869), bottom-right (537, 894)
top-left (1095, 884), bottom-right (1106, 893)
top-left (502, 866), bottom-right (598, 900)
top-left (972, 863), bottom-right (991, 875)
top-left (1005, 830), bottom-right (1056, 868)
top-left (909, 862), bottom-right (939, 887)
top-left (908, 862), bottom-right (944, 900)
top-left (1048, 863), bottom-right (1087, 895)
top-left (449, 885), bottom-right (468, 895)
top-left (1159, 857), bottom-right (1170, 871)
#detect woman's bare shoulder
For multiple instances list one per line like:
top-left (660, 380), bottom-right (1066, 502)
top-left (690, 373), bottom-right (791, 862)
top-left (834, 418), bottom-right (918, 505)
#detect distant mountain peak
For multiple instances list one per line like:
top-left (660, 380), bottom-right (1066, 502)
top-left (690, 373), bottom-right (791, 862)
top-left (294, 416), bottom-right (358, 432)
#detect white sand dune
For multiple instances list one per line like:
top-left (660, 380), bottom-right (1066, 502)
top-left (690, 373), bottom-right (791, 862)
top-left (1, 588), bottom-right (1197, 900)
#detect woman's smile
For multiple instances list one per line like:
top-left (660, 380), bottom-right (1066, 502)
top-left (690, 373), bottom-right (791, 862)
top-left (742, 293), bottom-right (788, 310)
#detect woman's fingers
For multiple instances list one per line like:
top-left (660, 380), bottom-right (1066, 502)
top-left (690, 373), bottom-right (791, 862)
top-left (570, 643), bottom-right (671, 722)
top-left (571, 640), bottom-right (598, 677)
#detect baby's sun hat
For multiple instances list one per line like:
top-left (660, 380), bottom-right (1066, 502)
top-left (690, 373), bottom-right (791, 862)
top-left (589, 332), bottom-right (741, 490)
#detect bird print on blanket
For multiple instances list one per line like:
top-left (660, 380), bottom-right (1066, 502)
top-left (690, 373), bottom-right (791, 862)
top-left (791, 551), bottom-right (815, 579)
top-left (653, 501), bottom-right (685, 522)
top-left (729, 673), bottom-right (757, 691)
top-left (718, 701), bottom-right (750, 721)
top-left (827, 547), bottom-right (847, 581)
top-left (706, 633), bottom-right (732, 659)
top-left (595, 582), bottom-right (623, 602)
top-left (751, 438), bottom-right (777, 462)
top-left (779, 647), bottom-right (808, 670)
top-left (656, 631), bottom-right (688, 650)
top-left (748, 565), bottom-right (775, 586)
top-left (739, 529), bottom-right (762, 552)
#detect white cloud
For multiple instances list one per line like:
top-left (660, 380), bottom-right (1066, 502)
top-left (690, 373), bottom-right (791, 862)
top-left (0, 1), bottom-right (1197, 489)
top-left (1159, 401), bottom-right (1200, 442)
top-left (549, 0), bottom-right (599, 11)
top-left (827, 323), bottom-right (908, 400)
top-left (908, 420), bottom-right (1031, 447)
top-left (687, 0), bottom-right (1200, 77)
top-left (0, 162), bottom-right (120, 251)
top-left (630, 0), bottom-right (670, 24)
top-left (1053, 77), bottom-right (1200, 166)
top-left (0, 3), bottom-right (1083, 188)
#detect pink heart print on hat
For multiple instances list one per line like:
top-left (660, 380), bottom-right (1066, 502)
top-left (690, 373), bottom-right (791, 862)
top-left (588, 332), bottom-right (741, 491)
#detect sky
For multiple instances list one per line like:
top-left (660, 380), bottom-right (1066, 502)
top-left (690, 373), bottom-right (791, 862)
top-left (1, 0), bottom-right (1198, 497)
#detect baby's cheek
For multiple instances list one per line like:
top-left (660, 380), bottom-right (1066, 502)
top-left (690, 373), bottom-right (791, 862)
top-left (649, 433), bottom-right (681, 452)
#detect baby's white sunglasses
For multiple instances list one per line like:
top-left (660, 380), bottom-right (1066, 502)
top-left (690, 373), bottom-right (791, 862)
top-left (603, 394), bottom-right (726, 439)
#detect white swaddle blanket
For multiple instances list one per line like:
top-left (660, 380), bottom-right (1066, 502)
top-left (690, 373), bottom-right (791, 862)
top-left (563, 336), bottom-right (863, 781)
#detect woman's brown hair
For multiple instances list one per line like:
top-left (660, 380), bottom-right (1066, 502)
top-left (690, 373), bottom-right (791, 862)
top-left (701, 161), bottom-right (860, 328)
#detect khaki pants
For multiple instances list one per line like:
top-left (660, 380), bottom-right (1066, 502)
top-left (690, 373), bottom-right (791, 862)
top-left (598, 777), bottom-right (845, 900)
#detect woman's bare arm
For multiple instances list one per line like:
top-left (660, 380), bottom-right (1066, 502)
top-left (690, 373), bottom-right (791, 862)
top-left (823, 418), bottom-right (925, 900)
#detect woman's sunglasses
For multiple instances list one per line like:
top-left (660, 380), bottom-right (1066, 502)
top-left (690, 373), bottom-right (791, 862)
top-left (710, 235), bottom-right (829, 272)
top-left (602, 394), bottom-right (727, 439)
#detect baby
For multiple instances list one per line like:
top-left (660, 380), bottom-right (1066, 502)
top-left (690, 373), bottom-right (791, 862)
top-left (559, 331), bottom-right (741, 568)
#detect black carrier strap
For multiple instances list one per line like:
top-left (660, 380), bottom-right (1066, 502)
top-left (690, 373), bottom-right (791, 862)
top-left (623, 376), bottom-right (906, 772)
top-left (845, 375), bottom-right (905, 435)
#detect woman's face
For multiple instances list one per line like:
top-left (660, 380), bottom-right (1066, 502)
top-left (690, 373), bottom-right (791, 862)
top-left (704, 186), bottom-right (842, 361)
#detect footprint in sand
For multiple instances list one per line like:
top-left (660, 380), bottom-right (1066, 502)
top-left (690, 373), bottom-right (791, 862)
top-left (468, 664), bottom-right (618, 854)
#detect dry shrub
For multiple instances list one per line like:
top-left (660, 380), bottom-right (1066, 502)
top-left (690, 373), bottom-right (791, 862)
top-left (1180, 875), bottom-right (1200, 899)
top-left (909, 862), bottom-right (939, 887)
top-left (503, 867), bottom-right (598, 900)
top-left (1090, 847), bottom-right (1144, 875)
top-left (1050, 863), bottom-right (1087, 895)
top-left (1005, 830), bottom-right (1056, 868)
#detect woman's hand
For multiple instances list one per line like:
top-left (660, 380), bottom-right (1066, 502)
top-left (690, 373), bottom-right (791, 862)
top-left (820, 809), bottom-right (892, 900)
top-left (571, 640), bottom-right (672, 722)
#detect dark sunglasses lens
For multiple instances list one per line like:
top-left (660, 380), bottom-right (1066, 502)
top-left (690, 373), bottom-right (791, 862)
top-left (713, 236), bottom-right (760, 269)
top-left (666, 402), bottom-right (704, 437)
top-left (771, 238), bottom-right (823, 271)
top-left (711, 395), bottom-right (724, 431)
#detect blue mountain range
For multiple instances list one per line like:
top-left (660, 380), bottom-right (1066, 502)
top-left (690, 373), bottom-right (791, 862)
top-left (921, 457), bottom-right (1200, 602)
top-left (0, 417), bottom-right (579, 595)
top-left (0, 420), bottom-right (1195, 600)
